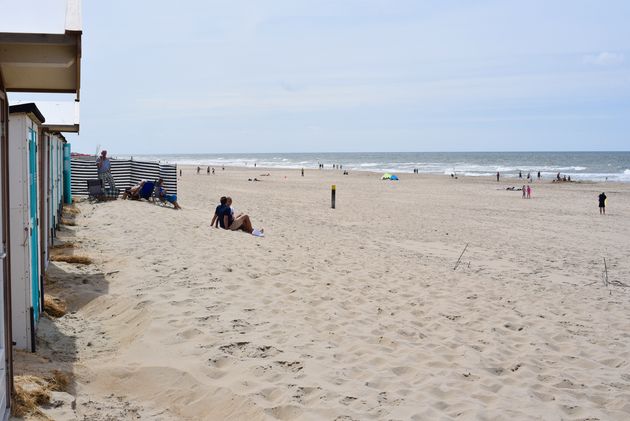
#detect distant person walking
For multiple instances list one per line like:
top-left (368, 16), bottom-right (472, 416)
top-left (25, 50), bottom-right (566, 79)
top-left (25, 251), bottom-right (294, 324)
top-left (496, 171), bottom-right (500, 182)
top-left (179, 169), bottom-right (182, 177)
top-left (301, 168), bottom-right (304, 177)
top-left (599, 192), bottom-right (607, 215)
top-left (537, 171), bottom-right (541, 179)
top-left (212, 167), bottom-right (215, 175)
top-left (197, 166), bottom-right (200, 174)
top-left (207, 166), bottom-right (210, 175)
top-left (96, 150), bottom-right (116, 190)
top-left (519, 171), bottom-right (522, 178)
top-left (526, 185), bottom-right (531, 199)
top-left (522, 185), bottom-right (526, 199)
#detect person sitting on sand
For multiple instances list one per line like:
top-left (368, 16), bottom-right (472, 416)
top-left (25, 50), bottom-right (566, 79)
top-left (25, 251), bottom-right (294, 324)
top-left (220, 197), bottom-right (264, 237)
top-left (154, 178), bottom-right (182, 210)
top-left (211, 196), bottom-right (227, 228)
top-left (122, 180), bottom-right (146, 200)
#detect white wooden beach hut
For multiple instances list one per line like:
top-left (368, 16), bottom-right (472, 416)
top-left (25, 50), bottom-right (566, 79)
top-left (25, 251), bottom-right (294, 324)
top-left (7, 103), bottom-right (45, 352)
top-left (0, 0), bottom-right (82, 414)
top-left (40, 101), bottom-right (79, 248)
top-left (12, 101), bottom-right (80, 273)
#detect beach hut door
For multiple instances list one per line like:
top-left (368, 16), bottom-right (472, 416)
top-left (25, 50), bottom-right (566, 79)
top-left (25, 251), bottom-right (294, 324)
top-left (28, 128), bottom-right (40, 323)
top-left (0, 94), bottom-right (8, 413)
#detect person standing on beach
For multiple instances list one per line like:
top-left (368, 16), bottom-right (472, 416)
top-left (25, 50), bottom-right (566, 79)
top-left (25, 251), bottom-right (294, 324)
top-left (599, 192), bottom-right (607, 215)
top-left (197, 166), bottom-right (200, 174)
top-left (522, 185), bottom-right (526, 199)
top-left (212, 168), bottom-right (215, 175)
top-left (207, 166), bottom-right (210, 175)
top-left (496, 171), bottom-right (500, 182)
top-left (537, 171), bottom-right (541, 179)
top-left (301, 168), bottom-right (304, 177)
top-left (96, 150), bottom-right (116, 190)
top-left (519, 171), bottom-right (522, 178)
top-left (526, 185), bottom-right (531, 199)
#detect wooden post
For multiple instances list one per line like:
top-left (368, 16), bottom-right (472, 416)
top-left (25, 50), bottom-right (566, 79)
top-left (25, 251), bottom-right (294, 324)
top-left (331, 185), bottom-right (336, 209)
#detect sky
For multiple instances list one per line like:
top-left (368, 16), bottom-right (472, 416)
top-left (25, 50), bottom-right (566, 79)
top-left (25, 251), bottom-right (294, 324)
top-left (6, 0), bottom-right (630, 153)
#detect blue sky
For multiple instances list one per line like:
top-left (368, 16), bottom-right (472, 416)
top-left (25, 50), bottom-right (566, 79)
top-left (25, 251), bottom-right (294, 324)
top-left (8, 0), bottom-right (630, 153)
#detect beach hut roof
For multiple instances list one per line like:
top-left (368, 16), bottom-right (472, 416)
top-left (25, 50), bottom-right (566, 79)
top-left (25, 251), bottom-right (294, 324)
top-left (12, 100), bottom-right (80, 132)
top-left (8, 102), bottom-right (45, 124)
top-left (0, 0), bottom-right (82, 98)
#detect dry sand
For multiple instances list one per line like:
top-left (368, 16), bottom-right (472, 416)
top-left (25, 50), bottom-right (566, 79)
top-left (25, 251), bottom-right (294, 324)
top-left (20, 167), bottom-right (630, 420)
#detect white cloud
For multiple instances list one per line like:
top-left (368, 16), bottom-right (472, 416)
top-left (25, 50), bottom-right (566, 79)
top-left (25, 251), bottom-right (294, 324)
top-left (583, 52), bottom-right (625, 66)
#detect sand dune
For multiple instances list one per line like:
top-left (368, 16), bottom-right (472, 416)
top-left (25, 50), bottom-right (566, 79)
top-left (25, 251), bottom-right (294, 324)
top-left (27, 168), bottom-right (630, 420)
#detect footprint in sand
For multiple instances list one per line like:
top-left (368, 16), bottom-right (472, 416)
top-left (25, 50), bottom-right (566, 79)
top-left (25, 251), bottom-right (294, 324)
top-left (264, 405), bottom-right (303, 421)
top-left (274, 361), bottom-right (304, 373)
top-left (178, 328), bottom-right (203, 340)
top-left (218, 342), bottom-right (282, 359)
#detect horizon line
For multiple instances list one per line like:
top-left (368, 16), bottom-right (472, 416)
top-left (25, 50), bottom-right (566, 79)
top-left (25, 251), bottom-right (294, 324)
top-left (101, 150), bottom-right (630, 156)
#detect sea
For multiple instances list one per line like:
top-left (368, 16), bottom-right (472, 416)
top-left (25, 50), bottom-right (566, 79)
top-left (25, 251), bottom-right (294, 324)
top-left (120, 152), bottom-right (630, 183)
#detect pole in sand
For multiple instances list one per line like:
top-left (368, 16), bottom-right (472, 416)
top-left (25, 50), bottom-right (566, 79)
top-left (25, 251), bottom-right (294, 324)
top-left (331, 185), bottom-right (336, 209)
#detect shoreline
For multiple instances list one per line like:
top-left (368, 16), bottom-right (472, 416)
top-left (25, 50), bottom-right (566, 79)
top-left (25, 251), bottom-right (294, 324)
top-left (177, 164), bottom-right (625, 187)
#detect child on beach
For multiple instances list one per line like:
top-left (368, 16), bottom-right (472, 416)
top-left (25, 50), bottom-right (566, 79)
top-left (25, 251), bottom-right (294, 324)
top-left (522, 185), bottom-right (526, 199)
top-left (526, 185), bottom-right (531, 199)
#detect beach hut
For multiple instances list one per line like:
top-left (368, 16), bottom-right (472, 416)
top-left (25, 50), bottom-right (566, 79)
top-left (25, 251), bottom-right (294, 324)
top-left (12, 101), bottom-right (80, 271)
top-left (0, 0), bottom-right (82, 412)
top-left (7, 103), bottom-right (45, 352)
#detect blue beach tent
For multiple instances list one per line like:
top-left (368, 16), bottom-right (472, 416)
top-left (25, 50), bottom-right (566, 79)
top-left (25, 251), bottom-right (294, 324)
top-left (381, 173), bottom-right (399, 180)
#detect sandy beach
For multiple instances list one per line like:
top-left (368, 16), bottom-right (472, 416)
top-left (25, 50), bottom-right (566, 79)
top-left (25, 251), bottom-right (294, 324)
top-left (17, 167), bottom-right (630, 420)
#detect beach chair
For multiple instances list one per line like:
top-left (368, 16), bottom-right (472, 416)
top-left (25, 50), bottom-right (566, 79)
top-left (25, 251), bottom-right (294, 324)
top-left (87, 179), bottom-right (104, 200)
top-left (138, 181), bottom-right (156, 201)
